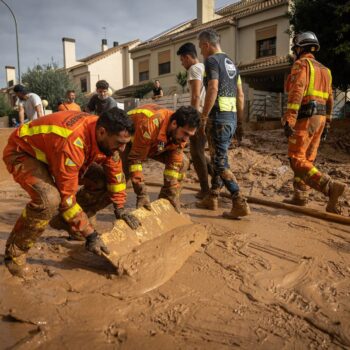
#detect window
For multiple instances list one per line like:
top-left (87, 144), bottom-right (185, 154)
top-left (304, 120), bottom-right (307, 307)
top-left (138, 60), bottom-right (149, 82)
top-left (158, 50), bottom-right (171, 75)
top-left (256, 25), bottom-right (277, 58)
top-left (257, 38), bottom-right (276, 58)
top-left (80, 78), bottom-right (87, 93)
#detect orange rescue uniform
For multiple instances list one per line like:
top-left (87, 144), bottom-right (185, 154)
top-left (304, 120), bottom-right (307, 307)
top-left (3, 111), bottom-right (126, 237)
top-left (127, 104), bottom-right (186, 190)
top-left (283, 53), bottom-right (334, 192)
top-left (58, 102), bottom-right (81, 112)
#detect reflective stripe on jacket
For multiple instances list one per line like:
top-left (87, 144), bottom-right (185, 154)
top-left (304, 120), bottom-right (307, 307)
top-left (3, 111), bottom-right (126, 233)
top-left (127, 104), bottom-right (185, 185)
top-left (284, 53), bottom-right (333, 126)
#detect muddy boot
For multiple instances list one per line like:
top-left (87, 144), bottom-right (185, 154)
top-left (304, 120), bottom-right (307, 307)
top-left (223, 193), bottom-right (251, 219)
top-left (4, 233), bottom-right (30, 278)
top-left (195, 190), bottom-right (209, 200)
top-left (326, 180), bottom-right (347, 214)
top-left (4, 250), bottom-right (29, 278)
top-left (196, 193), bottom-right (218, 210)
top-left (283, 189), bottom-right (309, 206)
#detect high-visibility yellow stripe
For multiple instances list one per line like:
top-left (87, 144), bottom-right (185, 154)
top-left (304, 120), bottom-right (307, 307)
top-left (130, 164), bottom-right (143, 172)
top-left (218, 96), bottom-right (237, 112)
top-left (287, 103), bottom-right (300, 111)
top-left (107, 183), bottom-right (126, 193)
top-left (303, 58), bottom-right (330, 100)
top-left (127, 109), bottom-right (154, 118)
top-left (62, 203), bottom-right (82, 222)
top-left (164, 169), bottom-right (182, 180)
top-left (32, 146), bottom-right (48, 164)
top-left (20, 124), bottom-right (73, 138)
top-left (307, 167), bottom-right (319, 178)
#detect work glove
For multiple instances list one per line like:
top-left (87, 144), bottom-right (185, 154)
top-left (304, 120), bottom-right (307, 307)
top-left (235, 120), bottom-right (244, 144)
top-left (284, 121), bottom-right (295, 138)
top-left (85, 231), bottom-right (110, 256)
top-left (322, 122), bottom-right (330, 141)
top-left (136, 194), bottom-right (152, 211)
top-left (114, 207), bottom-right (141, 230)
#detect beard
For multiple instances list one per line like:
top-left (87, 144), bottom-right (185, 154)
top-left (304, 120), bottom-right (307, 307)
top-left (97, 140), bottom-right (113, 157)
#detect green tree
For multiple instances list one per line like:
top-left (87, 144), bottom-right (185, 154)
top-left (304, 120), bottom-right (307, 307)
top-left (176, 71), bottom-right (188, 93)
top-left (0, 94), bottom-right (11, 117)
top-left (134, 82), bottom-right (154, 99)
top-left (289, 0), bottom-right (350, 90)
top-left (22, 62), bottom-right (85, 111)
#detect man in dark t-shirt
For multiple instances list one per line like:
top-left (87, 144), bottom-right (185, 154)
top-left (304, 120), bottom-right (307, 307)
top-left (196, 29), bottom-right (250, 219)
top-left (86, 80), bottom-right (118, 116)
top-left (152, 80), bottom-right (163, 99)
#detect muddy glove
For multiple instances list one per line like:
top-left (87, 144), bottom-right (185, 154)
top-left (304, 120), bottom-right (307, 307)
top-left (284, 121), bottom-right (295, 138)
top-left (133, 182), bottom-right (151, 211)
top-left (159, 188), bottom-right (181, 213)
top-left (322, 122), bottom-right (330, 141)
top-left (136, 194), bottom-right (152, 211)
top-left (85, 231), bottom-right (110, 256)
top-left (114, 207), bottom-right (141, 230)
top-left (235, 120), bottom-right (244, 144)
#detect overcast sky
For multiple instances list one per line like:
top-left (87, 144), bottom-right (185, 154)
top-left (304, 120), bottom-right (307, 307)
top-left (0, 0), bottom-right (234, 87)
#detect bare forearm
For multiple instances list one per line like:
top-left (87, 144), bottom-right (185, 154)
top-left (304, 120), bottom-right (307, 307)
top-left (202, 86), bottom-right (217, 118)
top-left (19, 110), bottom-right (24, 124)
top-left (236, 95), bottom-right (244, 122)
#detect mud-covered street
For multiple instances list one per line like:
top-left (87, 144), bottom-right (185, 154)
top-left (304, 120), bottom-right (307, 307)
top-left (1, 125), bottom-right (350, 349)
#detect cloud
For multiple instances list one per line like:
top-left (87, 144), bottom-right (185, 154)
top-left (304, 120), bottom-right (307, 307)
top-left (0, 0), bottom-right (232, 86)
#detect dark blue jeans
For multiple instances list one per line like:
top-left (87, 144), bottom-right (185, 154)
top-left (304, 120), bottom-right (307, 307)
top-left (207, 112), bottom-right (239, 196)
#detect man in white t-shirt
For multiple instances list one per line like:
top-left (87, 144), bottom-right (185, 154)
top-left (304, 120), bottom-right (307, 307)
top-left (177, 42), bottom-right (210, 198)
top-left (14, 84), bottom-right (44, 125)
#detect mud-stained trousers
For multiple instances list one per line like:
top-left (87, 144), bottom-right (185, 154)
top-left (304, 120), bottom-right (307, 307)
top-left (206, 112), bottom-right (240, 197)
top-left (190, 132), bottom-right (210, 194)
top-left (288, 115), bottom-right (331, 195)
top-left (3, 152), bottom-right (113, 262)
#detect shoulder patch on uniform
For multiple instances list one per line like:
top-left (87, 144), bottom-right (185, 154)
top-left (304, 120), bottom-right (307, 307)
top-left (143, 131), bottom-right (151, 139)
top-left (153, 118), bottom-right (159, 127)
top-left (116, 173), bottom-right (123, 183)
top-left (66, 195), bottom-right (73, 206)
top-left (65, 157), bottom-right (77, 166)
top-left (73, 137), bottom-right (84, 149)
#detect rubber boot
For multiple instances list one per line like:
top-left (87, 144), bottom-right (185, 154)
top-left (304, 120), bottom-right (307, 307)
top-left (195, 190), bottom-right (209, 200)
top-left (196, 193), bottom-right (218, 210)
top-left (326, 180), bottom-right (347, 214)
top-left (5, 212), bottom-right (48, 277)
top-left (283, 189), bottom-right (309, 206)
top-left (4, 244), bottom-right (29, 278)
top-left (223, 193), bottom-right (251, 219)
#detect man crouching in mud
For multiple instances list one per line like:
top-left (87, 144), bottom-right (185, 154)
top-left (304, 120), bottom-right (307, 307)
top-left (3, 108), bottom-right (140, 277)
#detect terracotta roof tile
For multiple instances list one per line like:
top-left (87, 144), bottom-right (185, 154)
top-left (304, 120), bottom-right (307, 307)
top-left (239, 54), bottom-right (292, 73)
top-left (131, 16), bottom-right (235, 52)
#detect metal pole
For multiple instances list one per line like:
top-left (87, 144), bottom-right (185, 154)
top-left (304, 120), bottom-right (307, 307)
top-left (1, 0), bottom-right (21, 83)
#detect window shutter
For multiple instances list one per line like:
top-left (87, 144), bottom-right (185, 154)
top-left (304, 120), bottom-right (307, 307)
top-left (256, 25), bottom-right (277, 41)
top-left (158, 50), bottom-right (170, 64)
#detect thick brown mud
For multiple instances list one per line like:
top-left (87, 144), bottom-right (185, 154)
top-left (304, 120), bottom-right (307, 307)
top-left (1, 126), bottom-right (350, 349)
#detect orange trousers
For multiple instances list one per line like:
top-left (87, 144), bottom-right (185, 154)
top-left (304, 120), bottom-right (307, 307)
top-left (288, 115), bottom-right (328, 192)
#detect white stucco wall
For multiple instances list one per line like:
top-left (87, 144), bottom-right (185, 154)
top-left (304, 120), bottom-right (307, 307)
top-left (237, 5), bottom-right (290, 63)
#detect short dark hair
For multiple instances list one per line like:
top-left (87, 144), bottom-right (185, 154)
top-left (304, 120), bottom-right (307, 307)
top-left (96, 80), bottom-right (109, 90)
top-left (198, 29), bottom-right (220, 45)
top-left (177, 43), bottom-right (197, 58)
top-left (170, 106), bottom-right (200, 129)
top-left (13, 84), bottom-right (28, 94)
top-left (66, 89), bottom-right (75, 95)
top-left (97, 107), bottom-right (134, 135)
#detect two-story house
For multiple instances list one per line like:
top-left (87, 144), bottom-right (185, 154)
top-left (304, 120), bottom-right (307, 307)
top-left (116, 0), bottom-right (291, 105)
top-left (62, 38), bottom-right (140, 94)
